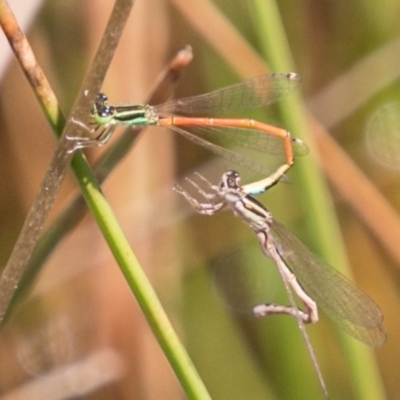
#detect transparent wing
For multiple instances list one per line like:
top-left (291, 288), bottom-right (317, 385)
top-left (187, 125), bottom-right (309, 156)
top-left (270, 220), bottom-right (386, 347)
top-left (209, 248), bottom-right (281, 315)
top-left (170, 126), bottom-right (291, 183)
top-left (154, 73), bottom-right (301, 116)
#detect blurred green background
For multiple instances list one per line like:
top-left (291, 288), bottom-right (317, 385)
top-left (0, 0), bottom-right (399, 399)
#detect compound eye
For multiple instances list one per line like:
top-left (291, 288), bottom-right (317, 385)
top-left (97, 93), bottom-right (108, 102)
top-left (97, 105), bottom-right (114, 117)
top-left (99, 108), bottom-right (108, 117)
top-left (226, 171), bottom-right (239, 187)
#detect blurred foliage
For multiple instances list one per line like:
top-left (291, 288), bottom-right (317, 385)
top-left (1, 0), bottom-right (400, 399)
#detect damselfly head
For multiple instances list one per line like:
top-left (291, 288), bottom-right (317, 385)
top-left (91, 93), bottom-right (116, 125)
top-left (220, 170), bottom-right (240, 190)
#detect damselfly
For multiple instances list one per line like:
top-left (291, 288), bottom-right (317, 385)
top-left (89, 73), bottom-right (309, 180)
top-left (174, 170), bottom-right (386, 346)
top-left (174, 169), bottom-right (387, 398)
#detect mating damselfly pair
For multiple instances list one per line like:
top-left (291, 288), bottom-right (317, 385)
top-left (89, 72), bottom-right (386, 397)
